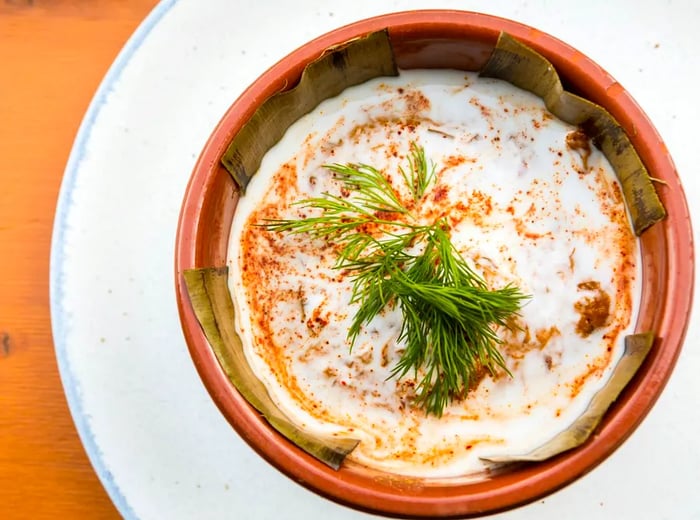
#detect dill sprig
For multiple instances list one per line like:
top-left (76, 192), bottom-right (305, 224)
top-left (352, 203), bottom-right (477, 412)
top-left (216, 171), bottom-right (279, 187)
top-left (262, 143), bottom-right (528, 416)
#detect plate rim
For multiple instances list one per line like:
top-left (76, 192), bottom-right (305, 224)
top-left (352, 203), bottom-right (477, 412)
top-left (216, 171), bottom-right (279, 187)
top-left (48, 1), bottom-right (179, 518)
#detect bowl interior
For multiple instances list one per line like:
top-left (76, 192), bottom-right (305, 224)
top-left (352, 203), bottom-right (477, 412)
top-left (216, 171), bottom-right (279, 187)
top-left (175, 10), bottom-right (693, 518)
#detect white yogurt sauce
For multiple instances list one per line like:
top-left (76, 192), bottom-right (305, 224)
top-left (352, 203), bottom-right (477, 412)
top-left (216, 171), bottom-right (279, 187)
top-left (227, 70), bottom-right (640, 478)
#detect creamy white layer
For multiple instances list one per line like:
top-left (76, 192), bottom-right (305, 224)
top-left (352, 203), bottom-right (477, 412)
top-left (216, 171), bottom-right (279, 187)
top-left (228, 70), bottom-right (639, 478)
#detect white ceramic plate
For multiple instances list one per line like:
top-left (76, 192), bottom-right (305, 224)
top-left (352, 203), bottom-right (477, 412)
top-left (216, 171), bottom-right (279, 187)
top-left (50, 1), bottom-right (700, 518)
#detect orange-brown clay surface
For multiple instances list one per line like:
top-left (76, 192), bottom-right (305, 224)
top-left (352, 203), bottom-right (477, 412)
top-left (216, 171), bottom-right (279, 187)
top-left (0, 2), bottom-right (158, 518)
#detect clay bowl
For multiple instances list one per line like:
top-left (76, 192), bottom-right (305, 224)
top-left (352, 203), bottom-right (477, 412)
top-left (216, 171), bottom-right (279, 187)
top-left (175, 10), bottom-right (693, 518)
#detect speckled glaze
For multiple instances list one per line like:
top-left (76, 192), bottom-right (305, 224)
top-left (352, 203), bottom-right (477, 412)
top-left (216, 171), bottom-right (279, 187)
top-left (175, 10), bottom-right (693, 518)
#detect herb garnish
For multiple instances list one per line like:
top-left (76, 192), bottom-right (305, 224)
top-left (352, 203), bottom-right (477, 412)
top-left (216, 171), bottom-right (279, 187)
top-left (263, 144), bottom-right (528, 416)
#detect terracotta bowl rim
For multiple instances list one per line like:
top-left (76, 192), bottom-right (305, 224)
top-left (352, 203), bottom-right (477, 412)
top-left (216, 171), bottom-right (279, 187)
top-left (175, 9), bottom-right (694, 518)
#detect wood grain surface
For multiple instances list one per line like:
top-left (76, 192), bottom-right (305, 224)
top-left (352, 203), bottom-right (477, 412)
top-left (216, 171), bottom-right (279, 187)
top-left (0, 1), bottom-right (158, 518)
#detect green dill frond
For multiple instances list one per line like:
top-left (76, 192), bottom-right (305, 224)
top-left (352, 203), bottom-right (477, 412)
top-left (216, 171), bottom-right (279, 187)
top-left (260, 144), bottom-right (528, 416)
top-left (400, 141), bottom-right (436, 202)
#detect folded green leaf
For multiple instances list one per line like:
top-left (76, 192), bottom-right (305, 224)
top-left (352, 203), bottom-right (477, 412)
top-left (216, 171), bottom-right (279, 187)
top-left (221, 30), bottom-right (398, 191)
top-left (480, 32), bottom-right (666, 234)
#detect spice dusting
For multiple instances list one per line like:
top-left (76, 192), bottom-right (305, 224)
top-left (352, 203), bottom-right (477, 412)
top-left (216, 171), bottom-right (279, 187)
top-left (566, 129), bottom-right (592, 172)
top-left (574, 281), bottom-right (611, 337)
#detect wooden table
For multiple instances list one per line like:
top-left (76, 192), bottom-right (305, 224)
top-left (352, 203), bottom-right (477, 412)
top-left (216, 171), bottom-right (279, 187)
top-left (0, 2), bottom-right (158, 517)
